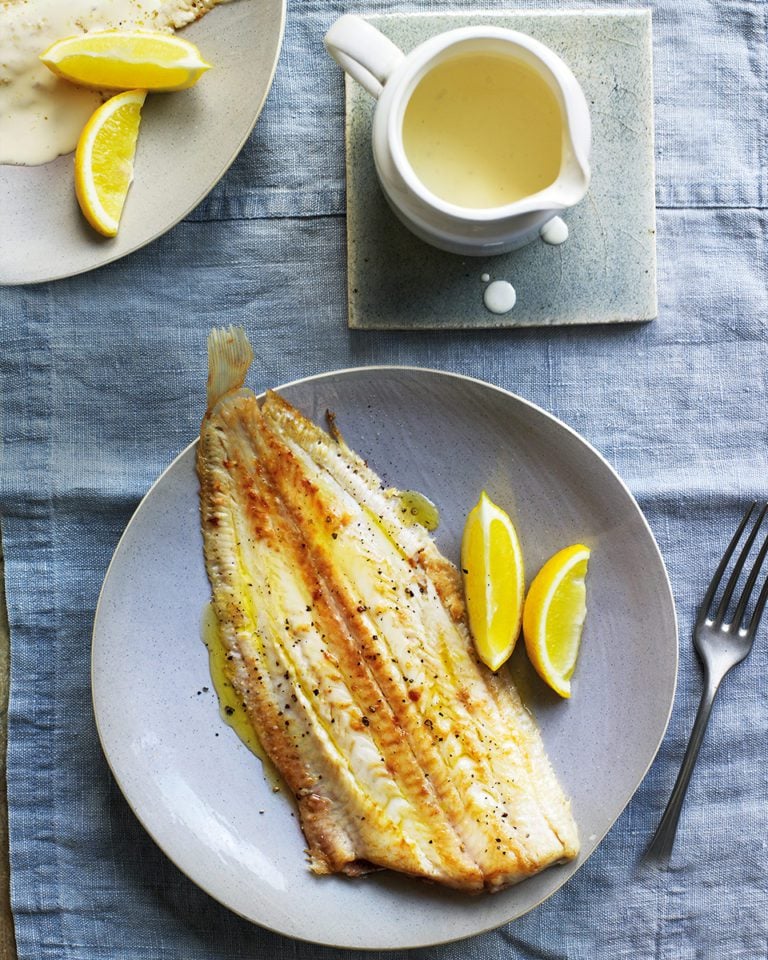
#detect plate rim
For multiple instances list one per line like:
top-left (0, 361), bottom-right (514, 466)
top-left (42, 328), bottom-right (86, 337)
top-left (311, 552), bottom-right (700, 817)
top-left (0, 0), bottom-right (287, 287)
top-left (92, 364), bottom-right (679, 949)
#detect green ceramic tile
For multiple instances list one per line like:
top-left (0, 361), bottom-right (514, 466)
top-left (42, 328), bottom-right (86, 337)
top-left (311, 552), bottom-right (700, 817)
top-left (345, 10), bottom-right (657, 329)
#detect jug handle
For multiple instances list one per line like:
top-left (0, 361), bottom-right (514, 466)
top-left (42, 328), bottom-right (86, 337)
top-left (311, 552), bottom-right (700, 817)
top-left (324, 15), bottom-right (405, 99)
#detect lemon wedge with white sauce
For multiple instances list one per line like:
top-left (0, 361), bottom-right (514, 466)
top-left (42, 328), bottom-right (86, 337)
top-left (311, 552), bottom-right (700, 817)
top-left (41, 30), bottom-right (211, 92)
top-left (461, 491), bottom-right (525, 671)
top-left (522, 544), bottom-right (590, 698)
top-left (74, 89), bottom-right (146, 237)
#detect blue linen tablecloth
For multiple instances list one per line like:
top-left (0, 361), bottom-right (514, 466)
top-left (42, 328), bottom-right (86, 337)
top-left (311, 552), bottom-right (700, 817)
top-left (1, 0), bottom-right (767, 957)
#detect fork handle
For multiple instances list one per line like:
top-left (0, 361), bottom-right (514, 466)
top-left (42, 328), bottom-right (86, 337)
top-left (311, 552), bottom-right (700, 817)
top-left (646, 674), bottom-right (721, 862)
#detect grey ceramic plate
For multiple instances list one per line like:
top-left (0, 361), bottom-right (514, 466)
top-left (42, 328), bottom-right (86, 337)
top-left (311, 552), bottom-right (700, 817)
top-left (92, 368), bottom-right (677, 950)
top-left (0, 0), bottom-right (285, 286)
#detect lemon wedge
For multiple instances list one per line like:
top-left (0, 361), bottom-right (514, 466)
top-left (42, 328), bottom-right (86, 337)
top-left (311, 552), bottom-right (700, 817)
top-left (522, 544), bottom-right (590, 698)
top-left (461, 491), bottom-right (525, 671)
top-left (74, 89), bottom-right (146, 237)
top-left (40, 30), bottom-right (211, 92)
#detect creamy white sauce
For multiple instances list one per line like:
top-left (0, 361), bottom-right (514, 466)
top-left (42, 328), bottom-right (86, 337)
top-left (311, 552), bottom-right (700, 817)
top-left (540, 215), bottom-right (569, 246)
top-left (480, 272), bottom-right (490, 282)
top-left (483, 279), bottom-right (516, 314)
top-left (0, 0), bottom-right (223, 166)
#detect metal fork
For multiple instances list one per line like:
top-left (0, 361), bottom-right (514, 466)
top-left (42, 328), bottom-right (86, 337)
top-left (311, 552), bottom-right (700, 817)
top-left (647, 501), bottom-right (768, 863)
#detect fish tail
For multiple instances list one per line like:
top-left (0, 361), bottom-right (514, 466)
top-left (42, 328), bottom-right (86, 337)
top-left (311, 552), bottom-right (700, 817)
top-left (206, 326), bottom-right (254, 411)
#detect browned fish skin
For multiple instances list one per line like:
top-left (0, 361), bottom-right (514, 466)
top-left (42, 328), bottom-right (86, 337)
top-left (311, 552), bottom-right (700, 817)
top-left (198, 327), bottom-right (579, 892)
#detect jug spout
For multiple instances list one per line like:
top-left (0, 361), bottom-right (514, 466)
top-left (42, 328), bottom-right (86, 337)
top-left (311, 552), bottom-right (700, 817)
top-left (541, 66), bottom-right (592, 210)
top-left (544, 146), bottom-right (591, 209)
top-left (509, 135), bottom-right (590, 218)
top-left (510, 48), bottom-right (592, 217)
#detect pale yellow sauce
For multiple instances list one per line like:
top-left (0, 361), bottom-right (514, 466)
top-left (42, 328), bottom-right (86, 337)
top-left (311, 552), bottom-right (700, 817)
top-left (402, 53), bottom-right (563, 209)
top-left (201, 602), bottom-right (282, 789)
top-left (0, 0), bottom-right (223, 166)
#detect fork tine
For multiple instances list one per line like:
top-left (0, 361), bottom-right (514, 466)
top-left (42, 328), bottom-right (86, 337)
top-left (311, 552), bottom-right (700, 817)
top-left (731, 507), bottom-right (768, 632)
top-left (746, 551), bottom-right (768, 637)
top-left (697, 501), bottom-right (756, 626)
top-left (712, 502), bottom-right (767, 626)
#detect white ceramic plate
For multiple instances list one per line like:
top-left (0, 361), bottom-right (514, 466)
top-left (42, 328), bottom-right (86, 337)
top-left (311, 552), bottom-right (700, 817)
top-left (92, 368), bottom-right (678, 950)
top-left (0, 0), bottom-right (285, 286)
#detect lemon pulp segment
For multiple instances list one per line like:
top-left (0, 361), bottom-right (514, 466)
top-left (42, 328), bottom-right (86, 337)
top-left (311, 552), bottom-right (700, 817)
top-left (74, 89), bottom-right (146, 237)
top-left (461, 491), bottom-right (525, 671)
top-left (523, 544), bottom-right (590, 698)
top-left (41, 30), bottom-right (211, 92)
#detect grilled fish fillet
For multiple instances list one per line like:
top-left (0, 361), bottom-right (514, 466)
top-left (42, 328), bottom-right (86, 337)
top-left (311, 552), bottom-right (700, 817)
top-left (197, 327), bottom-right (579, 892)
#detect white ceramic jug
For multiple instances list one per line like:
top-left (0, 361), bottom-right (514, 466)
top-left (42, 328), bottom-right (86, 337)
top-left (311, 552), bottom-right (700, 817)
top-left (325, 15), bottom-right (592, 256)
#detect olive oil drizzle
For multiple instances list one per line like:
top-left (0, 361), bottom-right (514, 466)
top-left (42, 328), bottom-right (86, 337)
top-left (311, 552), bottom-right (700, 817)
top-left (201, 602), bottom-right (282, 787)
top-left (397, 490), bottom-right (440, 531)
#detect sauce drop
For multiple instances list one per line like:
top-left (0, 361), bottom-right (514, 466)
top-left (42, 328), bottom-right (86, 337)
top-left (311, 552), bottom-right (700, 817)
top-left (540, 216), bottom-right (569, 246)
top-left (483, 280), bottom-right (517, 314)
